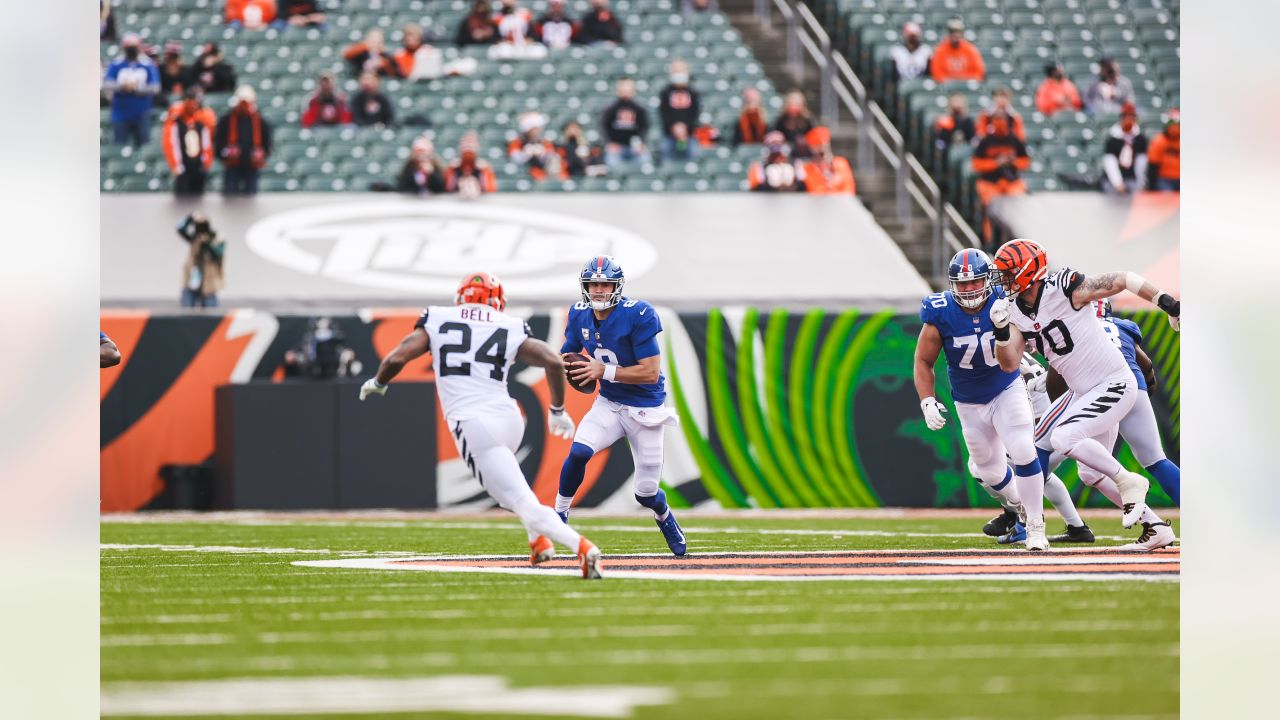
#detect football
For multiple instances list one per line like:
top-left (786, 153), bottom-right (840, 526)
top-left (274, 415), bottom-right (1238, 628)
top-left (562, 352), bottom-right (596, 394)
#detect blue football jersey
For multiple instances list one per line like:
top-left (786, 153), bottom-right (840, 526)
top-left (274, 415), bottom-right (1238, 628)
top-left (920, 288), bottom-right (1019, 405)
top-left (1101, 317), bottom-right (1147, 391)
top-left (561, 297), bottom-right (666, 408)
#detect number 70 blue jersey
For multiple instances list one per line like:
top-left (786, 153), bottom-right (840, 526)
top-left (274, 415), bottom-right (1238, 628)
top-left (920, 288), bottom-right (1019, 405)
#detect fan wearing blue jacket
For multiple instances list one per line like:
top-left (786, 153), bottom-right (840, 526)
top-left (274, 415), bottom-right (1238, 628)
top-left (103, 34), bottom-right (161, 146)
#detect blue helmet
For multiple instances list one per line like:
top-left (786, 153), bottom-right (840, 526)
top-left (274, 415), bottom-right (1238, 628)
top-left (1095, 298), bottom-right (1113, 319)
top-left (579, 255), bottom-right (625, 310)
top-left (948, 248), bottom-right (994, 310)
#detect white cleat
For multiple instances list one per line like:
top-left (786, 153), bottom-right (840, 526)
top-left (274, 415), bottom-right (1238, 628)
top-left (1024, 519), bottom-right (1049, 552)
top-left (1114, 470), bottom-right (1150, 528)
top-left (1119, 522), bottom-right (1177, 551)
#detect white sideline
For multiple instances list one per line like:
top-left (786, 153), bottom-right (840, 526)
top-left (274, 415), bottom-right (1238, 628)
top-left (100, 675), bottom-right (673, 718)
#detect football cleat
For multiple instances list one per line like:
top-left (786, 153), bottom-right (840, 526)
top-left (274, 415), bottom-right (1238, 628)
top-left (529, 536), bottom-right (555, 566)
top-left (997, 522), bottom-right (1027, 545)
top-left (983, 509), bottom-right (1019, 537)
top-left (577, 537), bottom-right (603, 579)
top-left (1024, 519), bottom-right (1049, 551)
top-left (1049, 523), bottom-right (1096, 543)
top-left (656, 512), bottom-right (687, 556)
top-left (1119, 522), bottom-right (1176, 551)
top-left (1114, 470), bottom-right (1150, 528)
top-left (557, 510), bottom-right (570, 524)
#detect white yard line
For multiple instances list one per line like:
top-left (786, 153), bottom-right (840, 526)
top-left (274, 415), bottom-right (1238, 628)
top-left (100, 675), bottom-right (674, 718)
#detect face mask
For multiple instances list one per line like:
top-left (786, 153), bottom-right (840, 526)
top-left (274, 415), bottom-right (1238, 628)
top-left (671, 73), bottom-right (688, 85)
top-left (124, 47), bottom-right (139, 60)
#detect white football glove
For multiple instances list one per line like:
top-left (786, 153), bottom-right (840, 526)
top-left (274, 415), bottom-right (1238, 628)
top-left (1168, 314), bottom-right (1180, 332)
top-left (547, 406), bottom-right (575, 439)
top-left (920, 397), bottom-right (948, 431)
top-left (359, 378), bottom-right (387, 401)
top-left (1024, 369), bottom-right (1047, 394)
top-left (989, 297), bottom-right (1011, 329)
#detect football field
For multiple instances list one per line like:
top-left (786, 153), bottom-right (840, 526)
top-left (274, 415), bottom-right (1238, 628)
top-left (101, 511), bottom-right (1179, 719)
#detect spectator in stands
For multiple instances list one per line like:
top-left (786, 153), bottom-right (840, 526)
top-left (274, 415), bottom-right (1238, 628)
top-left (490, 0), bottom-right (547, 59)
top-left (1035, 62), bottom-right (1082, 117)
top-left (101, 1), bottom-right (117, 42)
top-left (351, 72), bottom-right (395, 127)
top-left (890, 22), bottom-right (932, 81)
top-left (601, 77), bottom-right (650, 166)
top-left (1101, 102), bottom-right (1148, 195)
top-left (684, 0), bottom-right (716, 13)
top-left (801, 127), bottom-right (855, 195)
top-left (164, 88), bottom-right (217, 196)
top-left (971, 110), bottom-right (1029, 238)
top-left (732, 87), bottom-right (768, 146)
top-left (446, 132), bottom-right (498, 197)
top-left (557, 121), bottom-right (607, 178)
top-left (509, 112), bottom-right (563, 181)
top-left (225, 0), bottom-right (277, 30)
top-left (394, 23), bottom-right (428, 76)
top-left (1084, 57), bottom-right (1135, 116)
top-left (155, 42), bottom-right (188, 108)
top-left (345, 30), bottom-right (401, 78)
top-left (579, 0), bottom-right (624, 47)
top-left (279, 0), bottom-right (326, 28)
top-left (177, 212), bottom-right (225, 308)
top-left (933, 92), bottom-right (976, 153)
top-left (456, 1), bottom-right (499, 46)
top-left (534, 0), bottom-right (577, 50)
top-left (396, 137), bottom-right (448, 195)
top-left (1147, 109), bottom-right (1179, 192)
top-left (394, 23), bottom-right (476, 80)
top-left (215, 85), bottom-right (272, 196)
top-left (186, 43), bottom-right (237, 94)
top-left (976, 87), bottom-right (1025, 142)
top-left (748, 132), bottom-right (806, 192)
top-left (300, 72), bottom-right (352, 127)
top-left (658, 60), bottom-right (701, 163)
top-left (772, 90), bottom-right (816, 157)
top-left (930, 18), bottom-right (985, 83)
top-left (103, 34), bottom-right (161, 146)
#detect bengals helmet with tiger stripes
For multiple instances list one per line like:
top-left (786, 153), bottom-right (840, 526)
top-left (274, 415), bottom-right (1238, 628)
top-left (989, 239), bottom-right (1049, 296)
top-left (455, 271), bottom-right (507, 311)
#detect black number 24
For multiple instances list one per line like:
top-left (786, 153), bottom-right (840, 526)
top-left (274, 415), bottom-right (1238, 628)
top-left (437, 322), bottom-right (508, 380)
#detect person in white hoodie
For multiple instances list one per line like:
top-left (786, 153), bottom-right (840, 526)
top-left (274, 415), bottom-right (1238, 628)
top-left (1100, 102), bottom-right (1149, 195)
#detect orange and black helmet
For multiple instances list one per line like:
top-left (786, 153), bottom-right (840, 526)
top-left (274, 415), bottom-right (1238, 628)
top-left (989, 239), bottom-right (1048, 295)
top-left (455, 271), bottom-right (506, 311)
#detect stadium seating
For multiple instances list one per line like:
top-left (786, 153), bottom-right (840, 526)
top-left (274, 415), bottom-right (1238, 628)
top-left (100, 0), bottom-right (782, 193)
top-left (810, 0), bottom-right (1179, 224)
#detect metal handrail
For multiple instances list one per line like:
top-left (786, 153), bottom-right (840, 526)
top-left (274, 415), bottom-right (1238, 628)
top-left (758, 0), bottom-right (980, 280)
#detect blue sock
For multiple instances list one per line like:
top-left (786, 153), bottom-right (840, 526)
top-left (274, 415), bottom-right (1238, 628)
top-left (1145, 459), bottom-right (1181, 505)
top-left (636, 489), bottom-right (669, 518)
top-left (1036, 447), bottom-right (1053, 479)
top-left (558, 442), bottom-right (594, 499)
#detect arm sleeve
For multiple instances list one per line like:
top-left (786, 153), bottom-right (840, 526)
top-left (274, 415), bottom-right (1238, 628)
top-left (1060, 269), bottom-right (1084, 298)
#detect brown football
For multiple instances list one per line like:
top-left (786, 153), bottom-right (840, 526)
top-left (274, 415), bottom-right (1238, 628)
top-left (562, 352), bottom-right (597, 394)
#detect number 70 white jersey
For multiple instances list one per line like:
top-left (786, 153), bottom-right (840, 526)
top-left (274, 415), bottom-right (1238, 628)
top-left (415, 304), bottom-right (532, 421)
top-left (1006, 269), bottom-right (1129, 393)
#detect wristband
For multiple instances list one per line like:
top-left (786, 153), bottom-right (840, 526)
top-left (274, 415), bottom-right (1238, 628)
top-left (992, 323), bottom-right (1010, 342)
top-left (1155, 292), bottom-right (1180, 317)
top-left (602, 364), bottom-right (617, 382)
top-left (549, 404), bottom-right (564, 414)
top-left (373, 379), bottom-right (387, 390)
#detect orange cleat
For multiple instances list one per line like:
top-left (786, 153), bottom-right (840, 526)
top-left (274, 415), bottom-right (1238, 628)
top-left (529, 535), bottom-right (555, 566)
top-left (577, 537), bottom-right (603, 580)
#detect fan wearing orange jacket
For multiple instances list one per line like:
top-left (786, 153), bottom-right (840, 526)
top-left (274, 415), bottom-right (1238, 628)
top-left (930, 19), bottom-right (985, 83)
top-left (1146, 111), bottom-right (1179, 192)
top-left (225, 0), bottom-right (276, 29)
top-left (163, 88), bottom-right (216, 196)
top-left (971, 111), bottom-right (1029, 239)
top-left (801, 127), bottom-right (856, 195)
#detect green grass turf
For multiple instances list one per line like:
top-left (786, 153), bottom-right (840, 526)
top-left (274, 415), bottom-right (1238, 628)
top-left (101, 513), bottom-right (1178, 719)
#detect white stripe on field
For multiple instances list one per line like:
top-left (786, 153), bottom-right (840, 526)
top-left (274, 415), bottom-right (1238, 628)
top-left (100, 675), bottom-right (673, 718)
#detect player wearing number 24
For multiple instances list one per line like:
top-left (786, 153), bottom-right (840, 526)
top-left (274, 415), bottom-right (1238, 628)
top-left (556, 256), bottom-right (688, 556)
top-left (914, 248), bottom-right (1050, 551)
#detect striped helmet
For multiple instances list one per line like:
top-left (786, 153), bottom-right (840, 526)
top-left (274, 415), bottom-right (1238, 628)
top-left (947, 248), bottom-right (993, 310)
top-left (579, 256), bottom-right (625, 311)
top-left (990, 239), bottom-right (1048, 296)
top-left (455, 271), bottom-right (507, 311)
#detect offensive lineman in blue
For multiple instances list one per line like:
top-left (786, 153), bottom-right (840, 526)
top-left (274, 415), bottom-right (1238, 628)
top-left (914, 249), bottom-right (1049, 550)
top-left (556, 256), bottom-right (687, 556)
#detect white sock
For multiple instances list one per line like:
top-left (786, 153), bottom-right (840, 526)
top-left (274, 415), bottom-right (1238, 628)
top-left (521, 503), bottom-right (581, 553)
top-left (1014, 470), bottom-right (1044, 526)
top-left (656, 508), bottom-right (670, 522)
top-left (1065, 438), bottom-right (1124, 479)
top-left (554, 494), bottom-right (573, 514)
top-left (1088, 477), bottom-right (1124, 507)
top-left (1043, 473), bottom-right (1083, 527)
top-left (980, 480), bottom-right (1019, 512)
top-left (1140, 507), bottom-right (1165, 525)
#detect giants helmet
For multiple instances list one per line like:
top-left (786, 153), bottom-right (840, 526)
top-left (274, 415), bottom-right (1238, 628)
top-left (947, 248), bottom-right (994, 309)
top-left (989, 239), bottom-right (1049, 295)
top-left (579, 256), bottom-right (625, 310)
top-left (1095, 298), bottom-right (1113, 319)
top-left (455, 271), bottom-right (506, 311)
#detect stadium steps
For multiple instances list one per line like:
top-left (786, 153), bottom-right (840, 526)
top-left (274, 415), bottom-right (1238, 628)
top-left (722, 0), bottom-right (941, 282)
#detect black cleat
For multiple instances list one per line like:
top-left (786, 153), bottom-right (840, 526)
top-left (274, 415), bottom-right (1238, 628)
top-left (1049, 523), bottom-right (1096, 543)
top-left (983, 510), bottom-right (1019, 537)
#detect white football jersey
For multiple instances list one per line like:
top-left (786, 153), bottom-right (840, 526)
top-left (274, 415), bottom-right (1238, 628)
top-left (1007, 268), bottom-right (1130, 393)
top-left (415, 304), bottom-right (531, 421)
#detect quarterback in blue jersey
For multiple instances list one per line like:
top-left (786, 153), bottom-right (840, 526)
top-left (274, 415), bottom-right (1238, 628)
top-left (557, 256), bottom-right (687, 555)
top-left (914, 249), bottom-right (1048, 551)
